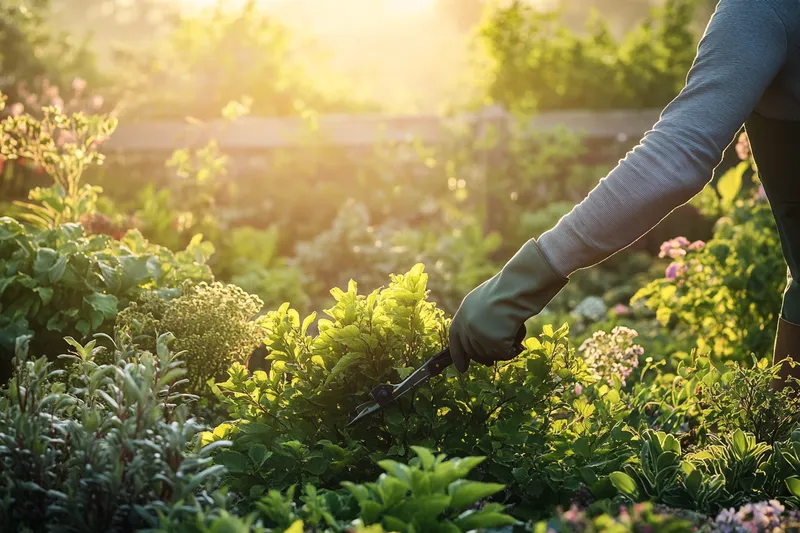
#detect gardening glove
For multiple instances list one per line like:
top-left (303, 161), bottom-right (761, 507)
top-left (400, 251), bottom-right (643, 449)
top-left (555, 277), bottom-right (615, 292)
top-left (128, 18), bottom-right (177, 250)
top-left (449, 238), bottom-right (568, 372)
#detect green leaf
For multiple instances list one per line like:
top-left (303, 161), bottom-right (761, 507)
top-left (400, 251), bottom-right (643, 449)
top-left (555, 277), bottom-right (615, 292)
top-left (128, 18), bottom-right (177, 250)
top-left (217, 451), bottom-right (249, 473)
top-left (411, 446), bottom-right (436, 471)
top-left (83, 292), bottom-right (118, 319)
top-left (454, 510), bottom-right (518, 530)
top-left (447, 480), bottom-right (505, 510)
top-left (324, 351), bottom-right (365, 386)
top-left (0, 275), bottom-right (16, 297)
top-left (382, 516), bottom-right (408, 532)
top-left (48, 255), bottom-right (67, 283)
top-left (0, 217), bottom-right (24, 241)
top-left (119, 255), bottom-right (152, 291)
top-left (33, 248), bottom-right (58, 278)
top-left (717, 161), bottom-right (747, 208)
top-left (34, 286), bottom-right (54, 306)
top-left (248, 444), bottom-right (269, 470)
top-left (732, 429), bottom-right (747, 458)
top-left (609, 471), bottom-right (639, 500)
top-left (786, 476), bottom-right (800, 498)
top-left (571, 437), bottom-right (591, 459)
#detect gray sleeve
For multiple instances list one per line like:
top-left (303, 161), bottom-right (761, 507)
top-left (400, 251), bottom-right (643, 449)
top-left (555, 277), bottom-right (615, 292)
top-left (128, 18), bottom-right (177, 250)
top-left (536, 0), bottom-right (788, 278)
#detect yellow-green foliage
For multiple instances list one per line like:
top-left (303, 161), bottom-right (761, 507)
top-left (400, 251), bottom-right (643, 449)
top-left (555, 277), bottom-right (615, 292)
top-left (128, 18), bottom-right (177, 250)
top-left (116, 281), bottom-right (264, 394)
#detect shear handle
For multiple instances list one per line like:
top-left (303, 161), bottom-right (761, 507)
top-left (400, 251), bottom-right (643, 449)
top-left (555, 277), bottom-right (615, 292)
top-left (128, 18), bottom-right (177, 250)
top-left (424, 347), bottom-right (452, 377)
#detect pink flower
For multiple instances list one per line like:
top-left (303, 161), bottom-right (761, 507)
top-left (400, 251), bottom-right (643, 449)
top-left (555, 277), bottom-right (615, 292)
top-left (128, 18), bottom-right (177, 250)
top-left (613, 304), bottom-right (630, 316)
top-left (9, 102), bottom-right (24, 116)
top-left (688, 240), bottom-right (706, 251)
top-left (665, 262), bottom-right (679, 279)
top-left (574, 383), bottom-right (583, 396)
top-left (668, 247), bottom-right (686, 259)
top-left (51, 96), bottom-right (64, 111)
top-left (659, 237), bottom-right (690, 258)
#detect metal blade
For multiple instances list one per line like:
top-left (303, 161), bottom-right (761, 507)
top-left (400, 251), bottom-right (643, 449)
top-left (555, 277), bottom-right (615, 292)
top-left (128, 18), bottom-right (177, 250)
top-left (345, 400), bottom-right (381, 427)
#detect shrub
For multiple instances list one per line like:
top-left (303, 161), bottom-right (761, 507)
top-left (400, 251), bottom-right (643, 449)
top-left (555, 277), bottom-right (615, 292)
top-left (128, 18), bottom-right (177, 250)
top-left (115, 281), bottom-right (264, 395)
top-left (631, 196), bottom-right (784, 362)
top-left (205, 265), bottom-right (643, 511)
top-left (477, 0), bottom-right (699, 112)
top-left (148, 447), bottom-right (518, 532)
top-left (0, 333), bottom-right (230, 532)
top-left (0, 218), bottom-right (213, 382)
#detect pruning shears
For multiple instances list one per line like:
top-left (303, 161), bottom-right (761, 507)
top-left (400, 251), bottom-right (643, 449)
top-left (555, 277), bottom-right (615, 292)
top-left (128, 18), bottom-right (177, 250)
top-left (345, 347), bottom-right (453, 428)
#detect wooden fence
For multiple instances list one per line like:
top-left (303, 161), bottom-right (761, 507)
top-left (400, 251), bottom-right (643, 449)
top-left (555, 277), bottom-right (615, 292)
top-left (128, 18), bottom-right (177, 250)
top-left (103, 107), bottom-right (664, 153)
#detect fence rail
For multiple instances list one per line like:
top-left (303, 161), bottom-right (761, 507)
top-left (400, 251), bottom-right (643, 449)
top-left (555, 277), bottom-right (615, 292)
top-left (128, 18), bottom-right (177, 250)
top-left (103, 108), bottom-right (662, 152)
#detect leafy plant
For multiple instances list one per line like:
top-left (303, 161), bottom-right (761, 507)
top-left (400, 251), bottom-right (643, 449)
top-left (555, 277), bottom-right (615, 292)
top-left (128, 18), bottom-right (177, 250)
top-left (0, 332), bottom-right (231, 532)
top-left (0, 90), bottom-right (117, 229)
top-left (0, 217), bottom-right (213, 381)
top-left (204, 265), bottom-right (650, 513)
top-left (477, 0), bottom-right (700, 113)
top-left (339, 446), bottom-right (518, 532)
top-left (115, 281), bottom-right (264, 395)
top-left (632, 196), bottom-right (784, 361)
top-left (696, 356), bottom-right (800, 444)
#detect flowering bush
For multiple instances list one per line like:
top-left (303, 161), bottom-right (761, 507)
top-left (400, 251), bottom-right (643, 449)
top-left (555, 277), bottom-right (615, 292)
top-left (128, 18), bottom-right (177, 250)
top-left (115, 281), bottom-right (264, 395)
top-left (632, 196), bottom-right (784, 361)
top-left (578, 326), bottom-right (644, 388)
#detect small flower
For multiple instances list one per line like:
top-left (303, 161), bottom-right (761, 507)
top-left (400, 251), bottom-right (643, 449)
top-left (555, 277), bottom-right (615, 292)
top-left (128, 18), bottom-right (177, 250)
top-left (574, 383), bottom-right (583, 396)
top-left (668, 247), bottom-right (687, 259)
top-left (9, 102), bottom-right (24, 116)
top-left (688, 240), bottom-right (706, 251)
top-left (51, 96), bottom-right (64, 111)
top-left (612, 304), bottom-right (629, 316)
top-left (665, 262), bottom-right (679, 279)
top-left (91, 94), bottom-right (104, 110)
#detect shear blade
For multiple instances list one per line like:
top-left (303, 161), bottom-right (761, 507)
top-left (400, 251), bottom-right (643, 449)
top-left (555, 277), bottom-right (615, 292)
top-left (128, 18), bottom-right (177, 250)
top-left (346, 401), bottom-right (381, 427)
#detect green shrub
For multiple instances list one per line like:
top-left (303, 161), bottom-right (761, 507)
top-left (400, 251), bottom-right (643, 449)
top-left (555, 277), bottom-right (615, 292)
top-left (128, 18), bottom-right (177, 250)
top-left (477, 0), bottom-right (699, 112)
top-left (0, 333), bottom-right (230, 532)
top-left (205, 265), bottom-right (644, 512)
top-left (115, 281), bottom-right (264, 395)
top-left (147, 447), bottom-right (518, 533)
top-left (0, 218), bottom-right (213, 380)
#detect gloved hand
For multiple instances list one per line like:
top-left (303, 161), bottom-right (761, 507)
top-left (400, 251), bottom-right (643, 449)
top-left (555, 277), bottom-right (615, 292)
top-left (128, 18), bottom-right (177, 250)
top-left (449, 238), bottom-right (568, 372)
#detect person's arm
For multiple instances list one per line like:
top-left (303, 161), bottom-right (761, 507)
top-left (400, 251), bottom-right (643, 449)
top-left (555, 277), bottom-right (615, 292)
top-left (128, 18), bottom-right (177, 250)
top-left (537, 0), bottom-right (788, 278)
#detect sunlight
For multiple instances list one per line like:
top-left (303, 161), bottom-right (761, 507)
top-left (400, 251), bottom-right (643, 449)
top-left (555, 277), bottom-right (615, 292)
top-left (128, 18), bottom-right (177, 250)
top-left (178, 0), bottom-right (437, 15)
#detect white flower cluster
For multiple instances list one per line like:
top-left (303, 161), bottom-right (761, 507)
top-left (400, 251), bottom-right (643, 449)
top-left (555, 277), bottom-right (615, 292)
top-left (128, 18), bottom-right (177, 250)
top-left (578, 326), bottom-right (644, 387)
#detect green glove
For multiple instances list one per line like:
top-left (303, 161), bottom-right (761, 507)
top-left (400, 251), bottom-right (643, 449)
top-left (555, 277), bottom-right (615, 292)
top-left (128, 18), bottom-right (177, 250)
top-left (449, 238), bottom-right (569, 372)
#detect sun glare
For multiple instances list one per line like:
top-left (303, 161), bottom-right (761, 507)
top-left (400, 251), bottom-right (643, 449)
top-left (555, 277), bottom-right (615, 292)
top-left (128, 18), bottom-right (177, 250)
top-left (179, 0), bottom-right (436, 15)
